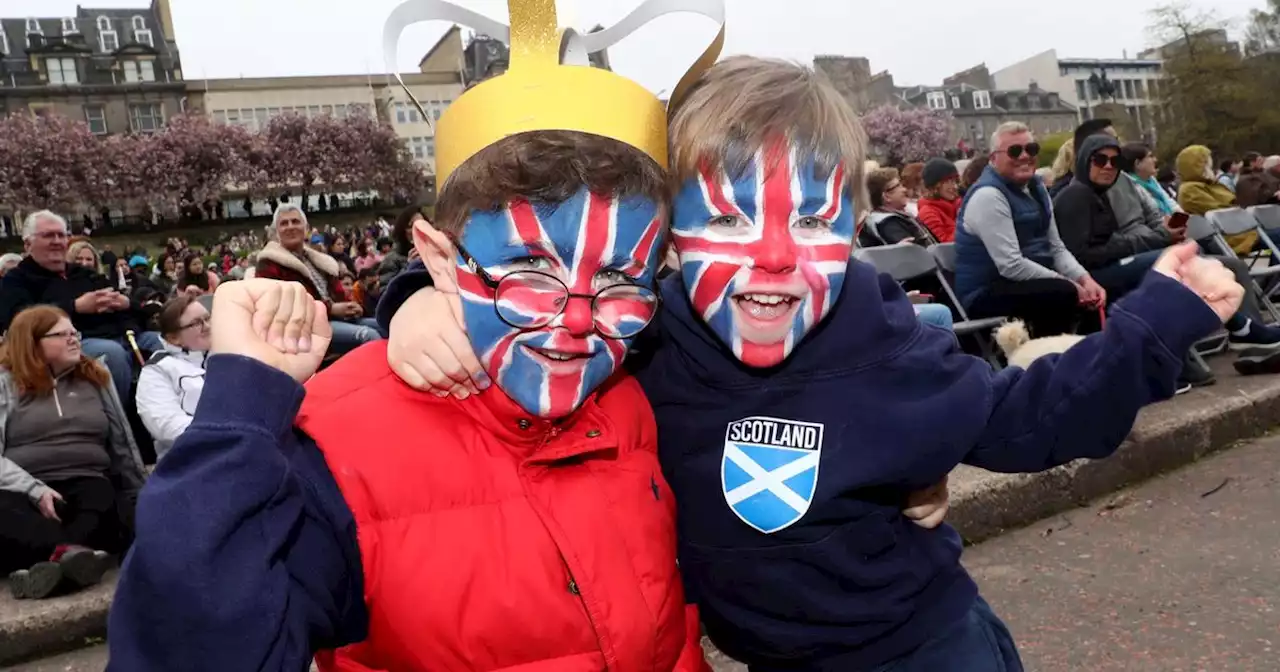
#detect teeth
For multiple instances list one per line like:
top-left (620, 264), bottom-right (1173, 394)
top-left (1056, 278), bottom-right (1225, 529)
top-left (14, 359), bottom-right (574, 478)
top-left (742, 293), bottom-right (790, 305)
top-left (541, 351), bottom-right (575, 361)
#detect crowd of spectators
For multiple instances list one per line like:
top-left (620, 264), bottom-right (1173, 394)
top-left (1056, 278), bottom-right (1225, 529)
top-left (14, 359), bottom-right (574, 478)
top-left (0, 202), bottom-right (427, 598)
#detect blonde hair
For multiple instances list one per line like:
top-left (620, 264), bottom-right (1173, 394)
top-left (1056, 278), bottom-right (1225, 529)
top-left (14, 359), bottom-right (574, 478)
top-left (67, 240), bottom-right (101, 274)
top-left (1052, 138), bottom-right (1075, 180)
top-left (668, 56), bottom-right (869, 217)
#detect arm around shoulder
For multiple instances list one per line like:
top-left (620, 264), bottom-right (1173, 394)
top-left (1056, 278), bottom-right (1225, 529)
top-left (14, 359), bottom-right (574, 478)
top-left (965, 272), bottom-right (1220, 473)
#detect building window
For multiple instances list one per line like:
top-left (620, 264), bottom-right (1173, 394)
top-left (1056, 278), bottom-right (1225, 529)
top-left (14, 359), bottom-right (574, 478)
top-left (0, 29), bottom-right (8, 55)
top-left (973, 90), bottom-right (992, 110)
top-left (334, 104), bottom-right (348, 119)
top-left (926, 91), bottom-right (947, 110)
top-left (130, 103), bottom-right (164, 132)
top-left (254, 108), bottom-right (268, 129)
top-left (84, 106), bottom-right (107, 134)
top-left (62, 18), bottom-right (78, 34)
top-left (1134, 79), bottom-right (1146, 99)
top-left (268, 107), bottom-right (281, 119)
top-left (395, 102), bottom-right (407, 124)
top-left (212, 110), bottom-right (227, 124)
top-left (1075, 79), bottom-right (1088, 102)
top-left (132, 16), bottom-right (147, 31)
top-left (134, 29), bottom-right (153, 47)
top-left (427, 137), bottom-right (436, 158)
top-left (25, 17), bottom-right (43, 47)
top-left (100, 30), bottom-right (119, 52)
top-left (122, 60), bottom-right (156, 82)
top-left (950, 95), bottom-right (961, 109)
top-left (46, 58), bottom-right (79, 85)
top-left (225, 109), bottom-right (239, 125)
top-left (307, 105), bottom-right (321, 118)
top-left (97, 16), bottom-right (111, 31)
top-left (410, 137), bottom-right (426, 160)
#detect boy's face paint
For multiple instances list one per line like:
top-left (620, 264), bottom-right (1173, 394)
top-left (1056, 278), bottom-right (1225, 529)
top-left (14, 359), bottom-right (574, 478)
top-left (454, 189), bottom-right (664, 419)
top-left (671, 141), bottom-right (855, 367)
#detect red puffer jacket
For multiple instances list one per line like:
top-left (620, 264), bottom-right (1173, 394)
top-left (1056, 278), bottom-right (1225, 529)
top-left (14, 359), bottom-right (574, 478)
top-left (915, 197), bottom-right (961, 243)
top-left (298, 343), bottom-right (709, 672)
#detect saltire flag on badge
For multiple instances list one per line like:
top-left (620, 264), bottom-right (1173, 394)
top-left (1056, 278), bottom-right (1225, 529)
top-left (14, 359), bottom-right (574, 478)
top-left (721, 416), bottom-right (824, 534)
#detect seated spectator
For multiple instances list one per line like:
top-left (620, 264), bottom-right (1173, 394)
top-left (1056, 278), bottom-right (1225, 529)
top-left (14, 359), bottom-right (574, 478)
top-left (352, 240), bottom-right (382, 273)
top-left (1157, 166), bottom-right (1180, 199)
top-left (0, 253), bottom-right (21, 277)
top-left (0, 305), bottom-right (145, 599)
top-left (353, 268), bottom-right (381, 318)
top-left (108, 257), bottom-right (133, 293)
top-left (1050, 138), bottom-right (1074, 193)
top-left (378, 204), bottom-right (425, 288)
top-left (177, 255), bottom-right (219, 298)
top-left (1119, 143), bottom-right (1179, 216)
top-left (149, 253), bottom-right (178, 298)
top-left (916, 158), bottom-right (961, 242)
top-left (1177, 145), bottom-right (1254, 254)
top-left (900, 162), bottom-right (924, 216)
top-left (1058, 135), bottom-right (1280, 350)
top-left (0, 212), bottom-right (163, 402)
top-left (255, 204), bottom-right (382, 354)
top-left (860, 168), bottom-right (937, 247)
top-left (67, 241), bottom-right (102, 275)
top-left (913, 301), bottom-right (953, 329)
top-left (955, 122), bottom-right (1104, 337)
top-left (959, 155), bottom-right (988, 194)
top-left (1234, 151), bottom-right (1279, 208)
top-left (1217, 157), bottom-right (1241, 193)
top-left (1050, 118), bottom-right (1115, 199)
top-left (136, 297), bottom-right (209, 460)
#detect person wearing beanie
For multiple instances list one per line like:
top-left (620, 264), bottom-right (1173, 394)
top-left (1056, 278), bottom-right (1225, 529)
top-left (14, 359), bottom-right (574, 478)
top-left (917, 158), bottom-right (962, 242)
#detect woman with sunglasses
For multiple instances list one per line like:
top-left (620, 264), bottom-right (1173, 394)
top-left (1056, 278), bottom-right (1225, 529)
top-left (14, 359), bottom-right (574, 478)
top-left (135, 296), bottom-right (211, 461)
top-left (0, 305), bottom-right (145, 599)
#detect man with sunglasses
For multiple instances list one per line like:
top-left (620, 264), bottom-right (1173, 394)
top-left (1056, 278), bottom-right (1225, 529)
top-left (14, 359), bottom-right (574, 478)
top-left (1056, 134), bottom-right (1280, 360)
top-left (954, 122), bottom-right (1106, 337)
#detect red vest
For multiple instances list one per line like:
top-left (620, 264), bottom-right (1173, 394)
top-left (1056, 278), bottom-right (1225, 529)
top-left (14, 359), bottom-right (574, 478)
top-left (297, 343), bottom-right (695, 671)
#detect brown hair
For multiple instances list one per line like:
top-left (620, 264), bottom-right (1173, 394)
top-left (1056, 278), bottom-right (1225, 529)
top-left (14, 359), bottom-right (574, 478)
top-left (900, 162), bottom-right (924, 197)
top-left (962, 155), bottom-right (990, 188)
top-left (866, 168), bottom-right (901, 210)
top-left (0, 305), bottom-right (109, 396)
top-left (157, 295), bottom-right (197, 337)
top-left (434, 131), bottom-right (668, 235)
top-left (668, 56), bottom-right (869, 217)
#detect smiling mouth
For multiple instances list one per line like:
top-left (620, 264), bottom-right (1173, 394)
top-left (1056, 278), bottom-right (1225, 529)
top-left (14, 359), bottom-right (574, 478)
top-left (524, 344), bottom-right (592, 366)
top-left (733, 293), bottom-right (799, 321)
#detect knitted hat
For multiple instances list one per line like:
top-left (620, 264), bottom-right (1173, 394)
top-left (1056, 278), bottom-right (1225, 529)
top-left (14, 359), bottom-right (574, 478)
top-left (922, 158), bottom-right (959, 188)
top-left (129, 255), bottom-right (149, 268)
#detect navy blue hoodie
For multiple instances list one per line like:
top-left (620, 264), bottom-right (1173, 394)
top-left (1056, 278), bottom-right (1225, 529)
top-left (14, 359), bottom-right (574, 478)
top-left (373, 258), bottom-right (1218, 669)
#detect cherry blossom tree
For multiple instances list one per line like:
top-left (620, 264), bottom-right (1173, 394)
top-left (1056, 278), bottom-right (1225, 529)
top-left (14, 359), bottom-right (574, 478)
top-left (861, 105), bottom-right (954, 166)
top-left (0, 113), bottom-right (101, 215)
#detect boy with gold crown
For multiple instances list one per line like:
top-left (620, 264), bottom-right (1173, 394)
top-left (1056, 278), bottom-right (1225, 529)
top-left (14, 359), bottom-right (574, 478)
top-left (106, 1), bottom-right (720, 669)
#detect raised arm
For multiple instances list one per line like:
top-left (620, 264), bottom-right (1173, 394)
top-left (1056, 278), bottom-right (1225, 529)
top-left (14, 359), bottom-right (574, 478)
top-left (965, 247), bottom-right (1228, 473)
top-left (108, 282), bottom-right (367, 671)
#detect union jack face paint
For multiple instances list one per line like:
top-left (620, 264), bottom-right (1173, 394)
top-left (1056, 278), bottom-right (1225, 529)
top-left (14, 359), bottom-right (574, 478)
top-left (670, 141), bottom-right (855, 367)
top-left (455, 189), bottom-right (665, 419)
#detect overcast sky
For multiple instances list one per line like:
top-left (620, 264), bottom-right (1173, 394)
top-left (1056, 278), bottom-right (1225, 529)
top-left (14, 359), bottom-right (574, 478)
top-left (8, 0), bottom-right (1271, 92)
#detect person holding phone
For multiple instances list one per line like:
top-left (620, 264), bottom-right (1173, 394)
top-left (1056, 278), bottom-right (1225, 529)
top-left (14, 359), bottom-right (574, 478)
top-left (1057, 135), bottom-right (1280, 352)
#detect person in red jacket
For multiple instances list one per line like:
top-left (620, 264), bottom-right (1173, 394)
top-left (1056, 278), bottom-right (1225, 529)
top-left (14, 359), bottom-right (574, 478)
top-left (916, 158), bottom-right (962, 243)
top-left (107, 1), bottom-right (719, 669)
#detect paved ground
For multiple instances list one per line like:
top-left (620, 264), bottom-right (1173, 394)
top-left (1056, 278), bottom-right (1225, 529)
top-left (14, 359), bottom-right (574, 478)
top-left (967, 432), bottom-right (1280, 672)
top-left (13, 434), bottom-right (1280, 672)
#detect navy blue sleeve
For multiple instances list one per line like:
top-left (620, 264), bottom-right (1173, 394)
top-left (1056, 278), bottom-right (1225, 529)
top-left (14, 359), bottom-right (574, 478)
top-left (108, 355), bottom-right (368, 672)
top-left (965, 272), bottom-right (1221, 473)
top-left (375, 258), bottom-right (432, 334)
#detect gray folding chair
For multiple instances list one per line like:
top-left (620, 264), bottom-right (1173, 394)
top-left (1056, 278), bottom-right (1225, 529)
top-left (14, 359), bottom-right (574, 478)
top-left (1249, 204), bottom-right (1280, 258)
top-left (850, 242), bottom-right (1006, 368)
top-left (1203, 208), bottom-right (1280, 322)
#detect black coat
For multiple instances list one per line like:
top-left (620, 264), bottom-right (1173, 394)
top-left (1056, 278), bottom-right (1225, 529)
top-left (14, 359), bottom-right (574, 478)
top-left (0, 257), bottom-right (141, 339)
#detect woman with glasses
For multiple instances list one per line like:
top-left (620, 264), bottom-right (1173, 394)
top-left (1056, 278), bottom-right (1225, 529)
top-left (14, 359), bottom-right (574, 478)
top-left (135, 296), bottom-right (210, 460)
top-left (0, 305), bottom-right (145, 599)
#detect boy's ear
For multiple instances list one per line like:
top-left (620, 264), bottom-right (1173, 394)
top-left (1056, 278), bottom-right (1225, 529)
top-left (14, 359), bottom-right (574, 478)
top-left (412, 219), bottom-right (460, 293)
top-left (664, 243), bottom-right (680, 273)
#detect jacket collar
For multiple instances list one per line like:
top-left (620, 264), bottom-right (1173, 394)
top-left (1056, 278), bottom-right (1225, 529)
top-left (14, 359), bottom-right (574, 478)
top-left (258, 241), bottom-right (341, 279)
top-left (160, 340), bottom-right (208, 368)
top-left (428, 376), bottom-right (621, 464)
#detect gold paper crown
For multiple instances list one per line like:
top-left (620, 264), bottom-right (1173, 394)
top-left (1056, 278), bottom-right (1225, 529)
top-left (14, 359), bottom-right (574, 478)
top-left (383, 0), bottom-right (725, 186)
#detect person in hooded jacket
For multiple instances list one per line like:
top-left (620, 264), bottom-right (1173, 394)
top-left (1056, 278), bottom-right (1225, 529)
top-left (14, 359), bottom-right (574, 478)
top-left (1177, 145), bottom-right (1255, 254)
top-left (915, 158), bottom-right (962, 243)
top-left (377, 59), bottom-right (1243, 672)
top-left (1048, 119), bottom-right (1114, 199)
top-left (1056, 136), bottom-right (1280, 354)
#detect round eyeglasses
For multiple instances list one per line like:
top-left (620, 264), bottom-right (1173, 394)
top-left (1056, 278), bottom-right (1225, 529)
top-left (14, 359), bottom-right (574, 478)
top-left (456, 243), bottom-right (659, 340)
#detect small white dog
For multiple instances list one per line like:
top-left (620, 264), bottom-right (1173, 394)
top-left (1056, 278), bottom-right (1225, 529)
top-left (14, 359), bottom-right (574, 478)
top-left (993, 320), bottom-right (1086, 369)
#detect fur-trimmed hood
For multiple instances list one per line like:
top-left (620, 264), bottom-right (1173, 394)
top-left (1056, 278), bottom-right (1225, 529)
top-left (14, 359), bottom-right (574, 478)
top-left (257, 241), bottom-right (341, 279)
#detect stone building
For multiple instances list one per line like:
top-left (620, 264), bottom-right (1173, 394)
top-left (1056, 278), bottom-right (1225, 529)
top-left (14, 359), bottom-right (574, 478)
top-left (0, 0), bottom-right (185, 134)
